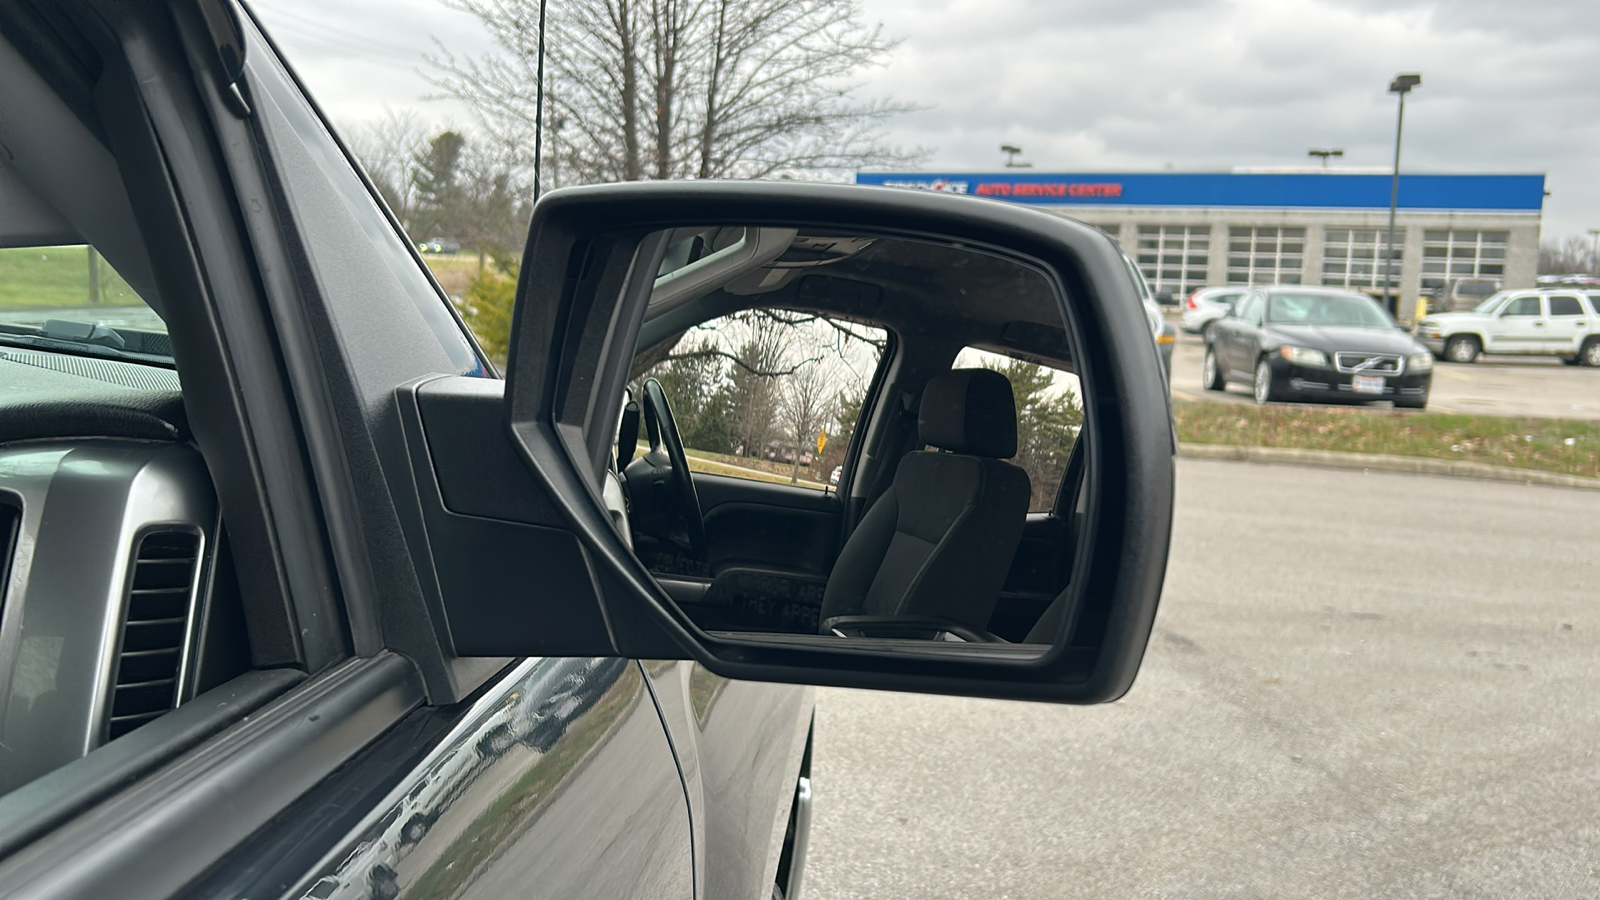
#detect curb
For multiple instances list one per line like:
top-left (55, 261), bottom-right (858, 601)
top-left (1178, 443), bottom-right (1600, 492)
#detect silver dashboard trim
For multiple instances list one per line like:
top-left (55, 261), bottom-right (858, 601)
top-left (0, 441), bottom-right (216, 794)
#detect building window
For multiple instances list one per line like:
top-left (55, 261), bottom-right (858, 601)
top-left (1421, 229), bottom-right (1507, 289)
top-left (1322, 228), bottom-right (1403, 291)
top-left (1078, 223), bottom-right (1121, 239)
top-left (1226, 226), bottom-right (1304, 285)
top-left (1136, 225), bottom-right (1210, 295)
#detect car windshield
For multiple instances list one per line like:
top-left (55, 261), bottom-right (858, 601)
top-left (1265, 291), bottom-right (1394, 328)
top-left (0, 244), bottom-right (170, 364)
top-left (1473, 291), bottom-right (1512, 313)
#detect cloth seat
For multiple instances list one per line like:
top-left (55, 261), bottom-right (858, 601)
top-left (819, 368), bottom-right (1030, 633)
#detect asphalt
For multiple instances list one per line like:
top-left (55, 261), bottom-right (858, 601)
top-left (1167, 319), bottom-right (1600, 419)
top-left (805, 459), bottom-right (1600, 899)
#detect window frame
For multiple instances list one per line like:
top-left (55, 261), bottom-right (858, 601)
top-left (637, 305), bottom-right (895, 494)
top-left (1548, 295), bottom-right (1585, 317)
top-left (1499, 295), bottom-right (1544, 318)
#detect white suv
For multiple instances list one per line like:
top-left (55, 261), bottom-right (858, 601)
top-left (1416, 290), bottom-right (1600, 366)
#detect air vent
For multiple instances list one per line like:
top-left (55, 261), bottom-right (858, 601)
top-left (107, 531), bottom-right (200, 740)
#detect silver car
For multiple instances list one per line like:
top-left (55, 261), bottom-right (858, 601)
top-left (1180, 286), bottom-right (1247, 337)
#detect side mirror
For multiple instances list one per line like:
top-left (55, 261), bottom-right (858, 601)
top-left (397, 182), bottom-right (1175, 704)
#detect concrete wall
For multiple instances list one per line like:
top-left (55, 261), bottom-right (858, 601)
top-left (1053, 206), bottom-right (1540, 320)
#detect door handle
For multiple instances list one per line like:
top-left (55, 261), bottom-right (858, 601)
top-left (1533, 322), bottom-right (1546, 327)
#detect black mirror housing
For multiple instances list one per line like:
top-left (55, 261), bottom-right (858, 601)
top-left (407, 182), bottom-right (1175, 704)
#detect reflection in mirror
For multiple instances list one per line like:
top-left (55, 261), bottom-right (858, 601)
top-left (609, 228), bottom-right (1085, 652)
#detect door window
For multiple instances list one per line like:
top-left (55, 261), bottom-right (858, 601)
top-left (1548, 295), bottom-right (1584, 317)
top-left (632, 309), bottom-right (887, 489)
top-left (952, 347), bottom-right (1082, 513)
top-left (1234, 292), bottom-right (1264, 324)
top-left (1500, 296), bottom-right (1542, 317)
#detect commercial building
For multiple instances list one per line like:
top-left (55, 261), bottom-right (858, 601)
top-left (854, 170), bottom-right (1545, 318)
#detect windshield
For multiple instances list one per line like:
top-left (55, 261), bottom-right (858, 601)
top-left (0, 244), bottom-right (170, 363)
top-left (1472, 291), bottom-right (1512, 313)
top-left (1265, 291), bottom-right (1394, 328)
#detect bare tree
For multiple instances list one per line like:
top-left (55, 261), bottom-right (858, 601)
top-left (779, 359), bottom-right (830, 483)
top-left (427, 0), bottom-right (923, 185)
top-left (346, 108), bottom-right (432, 230)
top-left (1539, 235), bottom-right (1597, 276)
top-left (726, 311), bottom-right (790, 457)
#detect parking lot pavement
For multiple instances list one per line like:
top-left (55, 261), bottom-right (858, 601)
top-left (1167, 321), bottom-right (1600, 419)
top-left (806, 459), bottom-right (1600, 899)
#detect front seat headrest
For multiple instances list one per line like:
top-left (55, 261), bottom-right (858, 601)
top-left (918, 368), bottom-right (1018, 459)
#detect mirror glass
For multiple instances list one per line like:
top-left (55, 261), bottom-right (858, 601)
top-left (608, 227), bottom-right (1090, 650)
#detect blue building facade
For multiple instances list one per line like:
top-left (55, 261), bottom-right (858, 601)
top-left (855, 171), bottom-right (1545, 309)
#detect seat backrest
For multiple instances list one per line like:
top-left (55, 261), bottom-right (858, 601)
top-left (821, 369), bottom-right (1030, 631)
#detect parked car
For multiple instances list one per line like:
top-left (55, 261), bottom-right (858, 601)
top-left (830, 465), bottom-right (843, 485)
top-left (1416, 290), bottom-right (1600, 366)
top-left (1536, 274), bottom-right (1600, 287)
top-left (417, 237), bottom-right (461, 254)
top-left (1204, 286), bottom-right (1434, 408)
top-left (1180, 286), bottom-right (1248, 337)
top-left (1424, 277), bottom-right (1501, 314)
top-left (0, 2), bottom-right (1178, 896)
top-left (1119, 253), bottom-right (1175, 380)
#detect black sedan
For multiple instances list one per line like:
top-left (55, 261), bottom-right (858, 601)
top-left (1203, 287), bottom-right (1434, 408)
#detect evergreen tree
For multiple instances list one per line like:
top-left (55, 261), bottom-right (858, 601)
top-left (984, 357), bottom-right (1084, 510)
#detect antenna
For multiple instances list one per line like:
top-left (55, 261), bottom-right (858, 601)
top-left (532, 0), bottom-right (549, 202)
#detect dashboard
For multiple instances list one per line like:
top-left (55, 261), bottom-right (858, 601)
top-left (0, 349), bottom-right (244, 793)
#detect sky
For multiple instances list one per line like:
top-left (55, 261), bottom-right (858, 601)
top-left (253, 0), bottom-right (1600, 241)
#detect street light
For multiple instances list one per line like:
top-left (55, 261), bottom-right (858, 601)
top-left (1588, 228), bottom-right (1600, 276)
top-left (1308, 148), bottom-right (1344, 167)
top-left (1000, 144), bottom-right (1032, 168)
top-left (1382, 73), bottom-right (1421, 320)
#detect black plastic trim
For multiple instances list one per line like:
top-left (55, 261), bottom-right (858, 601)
top-left (0, 668), bottom-right (303, 862)
top-left (94, 1), bottom-right (323, 667)
top-left (0, 653), bottom-right (422, 898)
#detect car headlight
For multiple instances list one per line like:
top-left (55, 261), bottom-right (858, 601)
top-left (1408, 351), bottom-right (1433, 372)
top-left (1279, 346), bottom-right (1328, 367)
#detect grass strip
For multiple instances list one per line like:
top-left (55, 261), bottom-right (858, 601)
top-left (1174, 399), bottom-right (1600, 480)
top-left (0, 246), bottom-right (144, 308)
top-left (635, 443), bottom-right (831, 489)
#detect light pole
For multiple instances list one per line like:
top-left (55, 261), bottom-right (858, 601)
top-left (1382, 74), bottom-right (1421, 320)
top-left (1308, 148), bottom-right (1344, 168)
top-left (1001, 144), bottom-right (1032, 168)
top-left (1588, 228), bottom-right (1600, 275)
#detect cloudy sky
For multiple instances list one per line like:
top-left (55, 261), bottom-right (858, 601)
top-left (254, 0), bottom-right (1600, 240)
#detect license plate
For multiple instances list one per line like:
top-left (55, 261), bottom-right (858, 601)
top-left (1352, 374), bottom-right (1385, 395)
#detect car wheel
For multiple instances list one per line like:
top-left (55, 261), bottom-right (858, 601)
top-left (1581, 338), bottom-right (1600, 368)
top-left (1202, 346), bottom-right (1226, 391)
top-left (1252, 358), bottom-right (1278, 405)
top-left (1395, 395), bottom-right (1428, 410)
top-left (477, 725), bottom-right (516, 758)
top-left (1444, 335), bottom-right (1480, 364)
top-left (401, 814), bottom-right (433, 845)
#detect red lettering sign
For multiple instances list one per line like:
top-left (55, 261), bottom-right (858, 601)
top-left (974, 181), bottom-right (1124, 200)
